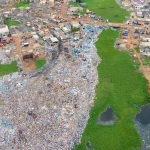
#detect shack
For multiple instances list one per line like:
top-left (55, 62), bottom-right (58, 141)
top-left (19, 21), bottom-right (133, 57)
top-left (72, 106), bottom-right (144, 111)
top-left (23, 53), bottom-right (34, 60)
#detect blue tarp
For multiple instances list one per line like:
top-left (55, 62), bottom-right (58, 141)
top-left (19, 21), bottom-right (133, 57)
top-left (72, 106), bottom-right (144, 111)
top-left (86, 25), bottom-right (92, 30)
top-left (72, 48), bottom-right (79, 56)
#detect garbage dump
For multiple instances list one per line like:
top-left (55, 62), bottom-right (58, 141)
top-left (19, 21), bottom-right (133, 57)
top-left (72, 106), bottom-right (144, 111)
top-left (0, 23), bottom-right (103, 150)
top-left (0, 1), bottom-right (115, 149)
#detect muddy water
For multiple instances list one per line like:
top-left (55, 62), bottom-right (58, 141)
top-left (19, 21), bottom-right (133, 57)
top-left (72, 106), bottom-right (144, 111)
top-left (97, 107), bottom-right (116, 125)
top-left (136, 104), bottom-right (150, 150)
top-left (136, 104), bottom-right (150, 125)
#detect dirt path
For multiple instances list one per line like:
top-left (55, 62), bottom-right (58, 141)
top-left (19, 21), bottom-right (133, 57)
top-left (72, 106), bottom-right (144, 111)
top-left (61, 0), bottom-right (68, 17)
top-left (133, 45), bottom-right (150, 92)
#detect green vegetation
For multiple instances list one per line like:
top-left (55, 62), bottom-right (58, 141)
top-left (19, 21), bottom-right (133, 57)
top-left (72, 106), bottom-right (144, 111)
top-left (75, 8), bottom-right (87, 16)
top-left (35, 59), bottom-right (46, 69)
top-left (74, 0), bottom-right (146, 149)
top-left (16, 1), bottom-right (30, 9)
top-left (0, 61), bottom-right (18, 76)
top-left (75, 29), bottom-right (149, 150)
top-left (69, 1), bottom-right (86, 16)
top-left (135, 47), bottom-right (140, 53)
top-left (71, 27), bottom-right (80, 33)
top-left (142, 56), bottom-right (150, 66)
top-left (4, 18), bottom-right (20, 27)
top-left (84, 0), bottom-right (129, 22)
top-left (69, 2), bottom-right (80, 7)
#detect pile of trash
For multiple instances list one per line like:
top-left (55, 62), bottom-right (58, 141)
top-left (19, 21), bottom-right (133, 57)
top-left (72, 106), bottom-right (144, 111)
top-left (0, 23), bottom-right (103, 150)
top-left (0, 44), bottom-right (16, 64)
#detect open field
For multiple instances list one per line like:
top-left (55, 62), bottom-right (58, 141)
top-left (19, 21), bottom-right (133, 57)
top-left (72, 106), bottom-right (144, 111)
top-left (75, 29), bottom-right (149, 150)
top-left (84, 0), bottom-right (129, 22)
top-left (0, 61), bottom-right (18, 76)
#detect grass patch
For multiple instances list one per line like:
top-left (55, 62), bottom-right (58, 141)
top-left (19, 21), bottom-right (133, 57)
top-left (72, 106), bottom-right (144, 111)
top-left (71, 27), bottom-right (80, 32)
top-left (69, 1), bottom-right (86, 16)
top-left (135, 47), bottom-right (140, 53)
top-left (75, 29), bottom-right (149, 150)
top-left (69, 2), bottom-right (80, 7)
top-left (75, 8), bottom-right (87, 16)
top-left (4, 18), bottom-right (20, 27)
top-left (83, 0), bottom-right (129, 22)
top-left (35, 59), bottom-right (46, 69)
top-left (0, 61), bottom-right (18, 76)
top-left (142, 56), bottom-right (150, 66)
top-left (16, 1), bottom-right (30, 9)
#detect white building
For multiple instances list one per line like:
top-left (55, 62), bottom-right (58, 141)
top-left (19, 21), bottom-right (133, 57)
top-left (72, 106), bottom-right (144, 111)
top-left (0, 25), bottom-right (9, 38)
top-left (137, 11), bottom-right (143, 18)
top-left (50, 36), bottom-right (59, 43)
top-left (141, 42), bottom-right (150, 47)
top-left (141, 47), bottom-right (150, 56)
top-left (71, 22), bottom-right (80, 29)
top-left (141, 37), bottom-right (150, 42)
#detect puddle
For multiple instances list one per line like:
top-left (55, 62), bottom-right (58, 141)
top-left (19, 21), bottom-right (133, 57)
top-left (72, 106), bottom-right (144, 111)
top-left (136, 104), bottom-right (150, 125)
top-left (86, 141), bottom-right (95, 150)
top-left (97, 107), bottom-right (116, 125)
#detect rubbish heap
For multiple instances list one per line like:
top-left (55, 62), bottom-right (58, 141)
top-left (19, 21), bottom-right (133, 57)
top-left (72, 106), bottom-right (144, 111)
top-left (0, 23), bottom-right (103, 149)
